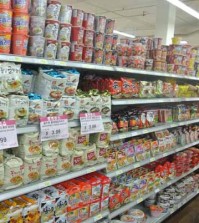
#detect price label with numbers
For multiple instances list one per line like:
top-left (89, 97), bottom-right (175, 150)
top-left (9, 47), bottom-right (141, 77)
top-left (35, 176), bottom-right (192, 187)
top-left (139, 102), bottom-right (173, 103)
top-left (40, 115), bottom-right (69, 141)
top-left (80, 112), bottom-right (104, 134)
top-left (0, 120), bottom-right (18, 150)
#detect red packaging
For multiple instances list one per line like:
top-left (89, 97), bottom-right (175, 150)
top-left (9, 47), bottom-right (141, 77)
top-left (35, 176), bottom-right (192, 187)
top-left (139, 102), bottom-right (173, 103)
top-left (13, 12), bottom-right (29, 35)
top-left (112, 34), bottom-right (118, 50)
top-left (70, 43), bottom-right (83, 61)
top-left (132, 43), bottom-right (146, 56)
top-left (104, 34), bottom-right (113, 51)
top-left (121, 77), bottom-right (133, 98)
top-left (94, 172), bottom-right (111, 198)
top-left (107, 78), bottom-right (122, 97)
top-left (95, 16), bottom-right (106, 33)
top-left (83, 13), bottom-right (95, 30)
top-left (118, 56), bottom-right (128, 67)
top-left (105, 19), bottom-right (115, 34)
top-left (93, 48), bottom-right (103, 64)
top-left (116, 44), bottom-right (128, 56)
top-left (109, 191), bottom-right (121, 210)
top-left (103, 50), bottom-right (112, 65)
top-left (82, 46), bottom-right (93, 63)
top-left (94, 32), bottom-right (104, 49)
top-left (0, 0), bottom-right (11, 9)
top-left (83, 29), bottom-right (94, 47)
top-left (128, 56), bottom-right (145, 69)
top-left (71, 26), bottom-right (84, 44)
top-left (71, 9), bottom-right (84, 26)
top-left (12, 0), bottom-right (29, 13)
top-left (12, 34), bottom-right (28, 55)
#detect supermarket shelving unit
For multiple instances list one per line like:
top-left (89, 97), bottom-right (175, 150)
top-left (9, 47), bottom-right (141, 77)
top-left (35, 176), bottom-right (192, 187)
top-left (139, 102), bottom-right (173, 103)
top-left (1, 56), bottom-right (199, 222)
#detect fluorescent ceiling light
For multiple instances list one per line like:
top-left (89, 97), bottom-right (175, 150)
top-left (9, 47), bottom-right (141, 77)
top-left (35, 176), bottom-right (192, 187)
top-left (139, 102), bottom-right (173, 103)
top-left (166, 0), bottom-right (199, 19)
top-left (113, 30), bottom-right (135, 38)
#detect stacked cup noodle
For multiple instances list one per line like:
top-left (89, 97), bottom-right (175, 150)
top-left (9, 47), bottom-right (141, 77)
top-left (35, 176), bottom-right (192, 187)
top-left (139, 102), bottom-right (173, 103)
top-left (29, 0), bottom-right (47, 58)
top-left (0, 0), bottom-right (30, 55)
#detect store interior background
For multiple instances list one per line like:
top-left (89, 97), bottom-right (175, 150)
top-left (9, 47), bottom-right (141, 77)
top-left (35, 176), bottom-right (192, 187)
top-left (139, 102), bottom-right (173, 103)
top-left (61, 0), bottom-right (199, 46)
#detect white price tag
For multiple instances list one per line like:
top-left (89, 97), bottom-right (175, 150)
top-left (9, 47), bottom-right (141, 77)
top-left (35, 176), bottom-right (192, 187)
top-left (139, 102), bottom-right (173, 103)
top-left (40, 115), bottom-right (69, 142)
top-left (94, 213), bottom-right (103, 221)
top-left (80, 112), bottom-right (104, 134)
top-left (0, 120), bottom-right (18, 150)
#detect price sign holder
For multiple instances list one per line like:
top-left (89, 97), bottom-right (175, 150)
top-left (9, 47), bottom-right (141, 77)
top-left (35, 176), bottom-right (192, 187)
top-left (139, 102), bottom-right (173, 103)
top-left (40, 115), bottom-right (69, 142)
top-left (0, 120), bottom-right (18, 150)
top-left (80, 112), bottom-right (104, 134)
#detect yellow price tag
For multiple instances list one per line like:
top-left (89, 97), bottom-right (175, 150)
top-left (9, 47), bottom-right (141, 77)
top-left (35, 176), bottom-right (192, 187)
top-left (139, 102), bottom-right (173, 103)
top-left (15, 56), bottom-right (22, 62)
top-left (143, 129), bottom-right (148, 134)
top-left (94, 213), bottom-right (103, 221)
top-left (44, 181), bottom-right (51, 187)
top-left (87, 167), bottom-right (96, 173)
top-left (116, 169), bottom-right (123, 175)
top-left (150, 157), bottom-right (156, 162)
top-left (40, 59), bottom-right (48, 64)
top-left (137, 197), bottom-right (143, 204)
top-left (162, 152), bottom-right (168, 157)
top-left (134, 163), bottom-right (141, 168)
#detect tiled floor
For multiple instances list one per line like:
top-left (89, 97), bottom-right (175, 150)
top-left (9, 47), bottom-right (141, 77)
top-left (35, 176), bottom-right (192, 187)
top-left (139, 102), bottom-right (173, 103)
top-left (163, 195), bottom-right (199, 223)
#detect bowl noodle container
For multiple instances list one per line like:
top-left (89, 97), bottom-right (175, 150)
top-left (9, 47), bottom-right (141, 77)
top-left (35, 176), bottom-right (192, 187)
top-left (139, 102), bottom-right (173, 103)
top-left (0, 33), bottom-right (11, 53)
top-left (58, 23), bottom-right (71, 42)
top-left (95, 16), bottom-right (106, 33)
top-left (12, 34), bottom-right (28, 55)
top-left (12, 0), bottom-right (29, 13)
top-left (28, 36), bottom-right (45, 57)
top-left (30, 16), bottom-right (45, 36)
top-left (70, 43), bottom-right (83, 61)
top-left (57, 41), bottom-right (70, 61)
top-left (44, 39), bottom-right (58, 59)
top-left (83, 12), bottom-right (95, 30)
top-left (83, 29), bottom-right (94, 47)
top-left (46, 0), bottom-right (61, 21)
top-left (13, 12), bottom-right (29, 34)
top-left (31, 0), bottom-right (48, 17)
top-left (71, 9), bottom-right (84, 26)
top-left (82, 46), bottom-right (93, 63)
top-left (71, 26), bottom-right (84, 45)
top-left (45, 19), bottom-right (59, 40)
top-left (59, 4), bottom-right (72, 24)
top-left (0, 9), bottom-right (12, 32)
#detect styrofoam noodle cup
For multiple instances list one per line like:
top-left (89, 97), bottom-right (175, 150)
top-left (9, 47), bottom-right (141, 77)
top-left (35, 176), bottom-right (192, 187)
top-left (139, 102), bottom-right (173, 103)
top-left (12, 0), bottom-right (29, 13)
top-left (0, 0), bottom-right (11, 9)
top-left (95, 16), bottom-right (106, 33)
top-left (30, 16), bottom-right (45, 36)
top-left (31, 0), bottom-right (47, 17)
top-left (70, 43), bottom-right (83, 61)
top-left (0, 33), bottom-right (11, 53)
top-left (12, 33), bottom-right (28, 55)
top-left (82, 46), bottom-right (93, 63)
top-left (59, 4), bottom-right (72, 24)
top-left (83, 29), bottom-right (94, 47)
top-left (46, 0), bottom-right (61, 21)
top-left (58, 23), bottom-right (71, 42)
top-left (44, 39), bottom-right (58, 59)
top-left (45, 19), bottom-right (59, 40)
top-left (13, 12), bottom-right (29, 34)
top-left (0, 9), bottom-right (12, 32)
top-left (71, 9), bottom-right (84, 26)
top-left (83, 13), bottom-right (95, 30)
top-left (71, 26), bottom-right (84, 45)
top-left (28, 36), bottom-right (45, 57)
top-left (57, 41), bottom-right (70, 61)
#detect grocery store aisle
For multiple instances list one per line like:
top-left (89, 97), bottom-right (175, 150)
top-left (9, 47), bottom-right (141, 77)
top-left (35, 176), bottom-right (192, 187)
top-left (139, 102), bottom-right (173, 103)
top-left (163, 195), bottom-right (199, 223)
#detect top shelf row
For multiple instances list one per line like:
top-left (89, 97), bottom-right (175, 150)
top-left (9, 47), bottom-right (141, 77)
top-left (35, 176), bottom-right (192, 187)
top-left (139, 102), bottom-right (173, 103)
top-left (0, 54), bottom-right (199, 82)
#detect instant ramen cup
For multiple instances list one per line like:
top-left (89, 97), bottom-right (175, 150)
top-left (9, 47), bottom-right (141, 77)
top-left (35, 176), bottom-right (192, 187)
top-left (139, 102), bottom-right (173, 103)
top-left (31, 0), bottom-right (47, 17)
top-left (0, 9), bottom-right (12, 32)
top-left (70, 43), bottom-right (83, 61)
top-left (83, 13), bottom-right (95, 30)
top-left (0, 33), bottom-right (11, 53)
top-left (45, 19), bottom-right (59, 40)
top-left (30, 16), bottom-right (45, 36)
top-left (58, 23), bottom-right (71, 42)
top-left (71, 26), bottom-right (84, 45)
top-left (93, 48), bottom-right (103, 64)
top-left (57, 41), bottom-right (70, 61)
top-left (95, 16), bottom-right (106, 33)
top-left (94, 32), bottom-right (104, 49)
top-left (59, 4), bottom-right (72, 24)
top-left (44, 39), bottom-right (58, 59)
top-left (0, 0), bottom-right (11, 9)
top-left (82, 46), bottom-right (93, 63)
top-left (12, 0), bottom-right (29, 13)
top-left (29, 36), bottom-right (45, 57)
top-left (46, 0), bottom-right (61, 21)
top-left (83, 29), bottom-right (94, 47)
top-left (71, 9), bottom-right (84, 26)
top-left (12, 34), bottom-right (28, 55)
top-left (13, 12), bottom-right (29, 34)
top-left (105, 19), bottom-right (115, 34)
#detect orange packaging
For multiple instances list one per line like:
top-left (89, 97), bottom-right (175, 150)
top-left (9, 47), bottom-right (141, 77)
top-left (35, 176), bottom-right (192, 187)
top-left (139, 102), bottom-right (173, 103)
top-left (78, 204), bottom-right (90, 221)
top-left (109, 191), bottom-right (121, 210)
top-left (13, 12), bottom-right (29, 34)
top-left (94, 172), bottom-right (111, 198)
top-left (72, 179), bottom-right (92, 205)
top-left (0, 0), bottom-right (11, 9)
top-left (12, 0), bottom-right (29, 13)
top-left (61, 181), bottom-right (81, 210)
top-left (12, 33), bottom-right (28, 55)
top-left (106, 78), bottom-right (122, 98)
top-left (0, 9), bottom-right (12, 32)
top-left (0, 33), bottom-right (11, 53)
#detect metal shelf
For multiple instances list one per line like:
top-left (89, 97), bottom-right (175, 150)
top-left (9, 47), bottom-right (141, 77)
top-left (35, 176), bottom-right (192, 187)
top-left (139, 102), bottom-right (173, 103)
top-left (106, 140), bottom-right (199, 178)
top-left (144, 190), bottom-right (199, 223)
top-left (0, 163), bottom-right (106, 202)
top-left (109, 164), bottom-right (199, 219)
top-left (110, 119), bottom-right (199, 141)
top-left (82, 210), bottom-right (110, 223)
top-left (112, 98), bottom-right (199, 105)
top-left (16, 118), bottom-right (112, 134)
top-left (0, 54), bottom-right (199, 81)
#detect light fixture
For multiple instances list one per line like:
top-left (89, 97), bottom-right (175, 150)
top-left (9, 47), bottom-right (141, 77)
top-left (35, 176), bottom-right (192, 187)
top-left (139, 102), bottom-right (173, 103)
top-left (166, 0), bottom-right (199, 19)
top-left (113, 30), bottom-right (135, 38)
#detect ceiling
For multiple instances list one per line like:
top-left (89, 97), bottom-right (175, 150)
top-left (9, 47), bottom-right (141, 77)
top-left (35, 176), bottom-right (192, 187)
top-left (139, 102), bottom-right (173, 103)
top-left (61, 0), bottom-right (199, 45)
